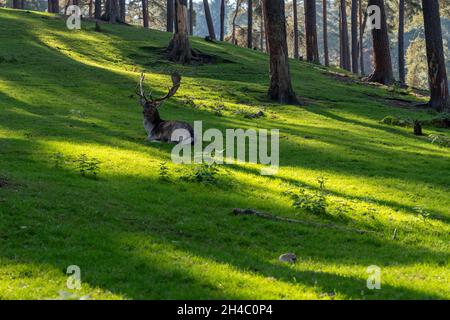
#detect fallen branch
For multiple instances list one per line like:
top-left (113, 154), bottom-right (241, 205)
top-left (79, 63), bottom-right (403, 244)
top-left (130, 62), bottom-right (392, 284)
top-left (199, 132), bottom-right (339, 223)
top-left (232, 208), bottom-right (375, 234)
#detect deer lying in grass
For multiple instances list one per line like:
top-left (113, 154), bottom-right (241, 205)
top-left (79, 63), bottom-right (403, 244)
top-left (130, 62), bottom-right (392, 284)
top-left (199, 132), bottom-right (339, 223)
top-left (136, 72), bottom-right (194, 144)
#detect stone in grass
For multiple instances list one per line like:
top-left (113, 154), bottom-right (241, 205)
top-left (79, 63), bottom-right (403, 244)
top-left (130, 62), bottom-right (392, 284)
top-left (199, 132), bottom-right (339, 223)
top-left (278, 253), bottom-right (297, 264)
top-left (244, 110), bottom-right (265, 119)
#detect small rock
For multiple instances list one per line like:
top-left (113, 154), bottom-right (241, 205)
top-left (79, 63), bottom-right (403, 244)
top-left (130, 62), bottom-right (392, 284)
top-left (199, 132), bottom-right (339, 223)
top-left (278, 253), bottom-right (297, 264)
top-left (245, 111), bottom-right (265, 119)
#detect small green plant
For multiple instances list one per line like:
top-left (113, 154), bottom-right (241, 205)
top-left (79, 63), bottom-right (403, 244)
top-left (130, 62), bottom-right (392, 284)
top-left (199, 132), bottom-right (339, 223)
top-left (159, 161), bottom-right (170, 181)
top-left (379, 115), bottom-right (412, 127)
top-left (428, 134), bottom-right (450, 148)
top-left (74, 154), bottom-right (101, 179)
top-left (288, 188), bottom-right (327, 215)
top-left (182, 162), bottom-right (220, 184)
top-left (51, 152), bottom-right (66, 168)
top-left (317, 176), bottom-right (328, 190)
top-left (413, 207), bottom-right (431, 223)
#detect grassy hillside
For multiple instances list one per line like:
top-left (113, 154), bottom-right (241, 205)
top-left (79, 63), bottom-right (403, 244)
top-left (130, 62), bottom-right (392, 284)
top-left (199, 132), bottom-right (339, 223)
top-left (0, 8), bottom-right (449, 300)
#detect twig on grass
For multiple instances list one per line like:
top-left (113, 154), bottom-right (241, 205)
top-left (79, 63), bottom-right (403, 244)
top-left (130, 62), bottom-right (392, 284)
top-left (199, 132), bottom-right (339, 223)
top-left (232, 208), bottom-right (375, 234)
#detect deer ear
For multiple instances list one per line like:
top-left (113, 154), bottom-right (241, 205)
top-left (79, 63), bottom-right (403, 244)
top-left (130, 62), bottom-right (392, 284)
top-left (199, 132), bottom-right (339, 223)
top-left (139, 98), bottom-right (147, 107)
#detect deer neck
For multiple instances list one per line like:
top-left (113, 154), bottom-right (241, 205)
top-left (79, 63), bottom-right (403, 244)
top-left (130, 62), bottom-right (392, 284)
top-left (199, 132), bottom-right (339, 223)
top-left (143, 108), bottom-right (163, 135)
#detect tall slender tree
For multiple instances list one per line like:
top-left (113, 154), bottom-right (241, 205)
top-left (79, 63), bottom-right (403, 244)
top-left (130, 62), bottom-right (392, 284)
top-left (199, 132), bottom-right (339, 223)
top-left (351, 0), bottom-right (359, 73)
top-left (189, 0), bottom-right (194, 35)
top-left (109, 0), bottom-right (119, 23)
top-left (203, 0), bottom-right (216, 40)
top-left (95, 0), bottom-right (102, 19)
top-left (119, 0), bottom-right (125, 22)
top-left (247, 0), bottom-right (253, 48)
top-left (304, 0), bottom-right (319, 63)
top-left (231, 0), bottom-right (243, 44)
top-left (262, 0), bottom-right (297, 104)
top-left (220, 0), bottom-right (225, 41)
top-left (421, 0), bottom-right (450, 111)
top-left (339, 0), bottom-right (351, 71)
top-left (365, 0), bottom-right (393, 85)
top-left (48, 0), bottom-right (60, 13)
top-left (167, 0), bottom-right (174, 32)
top-left (142, 0), bottom-right (149, 27)
top-left (293, 0), bottom-right (299, 59)
top-left (359, 0), bottom-right (365, 75)
top-left (323, 0), bottom-right (329, 66)
top-left (398, 0), bottom-right (405, 85)
top-left (167, 0), bottom-right (192, 63)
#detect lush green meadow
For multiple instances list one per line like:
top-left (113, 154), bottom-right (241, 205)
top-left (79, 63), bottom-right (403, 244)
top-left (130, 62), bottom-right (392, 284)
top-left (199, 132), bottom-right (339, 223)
top-left (0, 8), bottom-right (449, 299)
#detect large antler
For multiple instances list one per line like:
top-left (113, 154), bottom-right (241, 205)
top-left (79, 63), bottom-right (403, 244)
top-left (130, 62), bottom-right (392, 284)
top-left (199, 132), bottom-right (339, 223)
top-left (153, 73), bottom-right (182, 103)
top-left (136, 72), bottom-right (152, 102)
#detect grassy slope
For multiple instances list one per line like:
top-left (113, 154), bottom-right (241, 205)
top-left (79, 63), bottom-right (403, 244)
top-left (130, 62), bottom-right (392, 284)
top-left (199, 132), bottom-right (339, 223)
top-left (0, 9), bottom-right (449, 300)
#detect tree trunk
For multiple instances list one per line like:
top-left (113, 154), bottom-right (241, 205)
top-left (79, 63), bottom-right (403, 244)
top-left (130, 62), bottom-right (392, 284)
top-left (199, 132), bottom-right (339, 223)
top-left (95, 0), bottom-right (102, 19)
top-left (167, 0), bottom-right (174, 32)
top-left (339, 0), bottom-right (351, 71)
top-left (247, 0), bottom-right (253, 48)
top-left (203, 0), bottom-right (216, 40)
top-left (422, 0), bottom-right (450, 112)
top-left (359, 0), bottom-right (365, 75)
top-left (109, 0), bottom-right (118, 23)
top-left (142, 0), bottom-right (149, 27)
top-left (304, 0), bottom-right (319, 63)
top-left (262, 0), bottom-right (298, 104)
top-left (260, 0), bottom-right (264, 51)
top-left (48, 0), bottom-right (59, 13)
top-left (323, 0), bottom-right (329, 66)
top-left (119, 0), bottom-right (125, 22)
top-left (232, 0), bottom-right (242, 45)
top-left (365, 0), bottom-right (394, 85)
top-left (167, 0), bottom-right (192, 64)
top-left (13, 0), bottom-right (21, 9)
top-left (398, 0), bottom-right (405, 85)
top-left (220, 0), bottom-right (225, 41)
top-left (89, 0), bottom-right (94, 17)
top-left (293, 0), bottom-right (299, 59)
top-left (351, 0), bottom-right (359, 74)
top-left (189, 0), bottom-right (193, 35)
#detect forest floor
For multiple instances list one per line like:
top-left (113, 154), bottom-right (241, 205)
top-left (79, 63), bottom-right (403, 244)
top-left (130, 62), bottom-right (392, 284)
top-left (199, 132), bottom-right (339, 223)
top-left (0, 8), bottom-right (449, 299)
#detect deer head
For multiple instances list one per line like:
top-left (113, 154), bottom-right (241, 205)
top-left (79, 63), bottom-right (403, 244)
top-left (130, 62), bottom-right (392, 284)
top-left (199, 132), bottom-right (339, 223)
top-left (136, 72), bottom-right (181, 111)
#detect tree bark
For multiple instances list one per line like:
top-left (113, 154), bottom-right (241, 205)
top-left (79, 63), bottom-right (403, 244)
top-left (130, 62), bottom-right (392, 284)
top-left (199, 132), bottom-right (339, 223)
top-left (48, 0), bottom-right (60, 13)
top-left (422, 0), bottom-right (450, 112)
top-left (232, 0), bottom-right (242, 45)
top-left (323, 0), bottom-right (329, 66)
top-left (189, 0), bottom-right (194, 35)
top-left (262, 0), bottom-right (298, 104)
top-left (167, 0), bottom-right (192, 64)
top-left (142, 0), bottom-right (149, 27)
top-left (365, 0), bottom-right (394, 85)
top-left (203, 0), bottom-right (216, 40)
top-left (260, 0), bottom-right (264, 51)
top-left (109, 0), bottom-right (119, 23)
top-left (89, 0), bottom-right (94, 17)
top-left (220, 0), bottom-right (225, 41)
top-left (398, 0), bottom-right (405, 85)
top-left (293, 0), bottom-right (299, 59)
top-left (351, 0), bottom-right (359, 74)
top-left (339, 0), bottom-right (351, 71)
top-left (119, 0), bottom-right (125, 22)
top-left (167, 0), bottom-right (174, 32)
top-left (13, 0), bottom-right (21, 9)
top-left (247, 0), bottom-right (253, 48)
top-left (95, 0), bottom-right (102, 19)
top-left (304, 0), bottom-right (319, 63)
top-left (359, 0), bottom-right (365, 75)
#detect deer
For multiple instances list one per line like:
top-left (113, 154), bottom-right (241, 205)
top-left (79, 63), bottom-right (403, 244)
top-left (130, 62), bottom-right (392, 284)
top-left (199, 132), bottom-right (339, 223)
top-left (136, 72), bottom-right (194, 145)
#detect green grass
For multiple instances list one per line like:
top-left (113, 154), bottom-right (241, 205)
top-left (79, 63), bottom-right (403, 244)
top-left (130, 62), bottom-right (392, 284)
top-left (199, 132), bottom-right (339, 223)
top-left (0, 8), bottom-right (449, 300)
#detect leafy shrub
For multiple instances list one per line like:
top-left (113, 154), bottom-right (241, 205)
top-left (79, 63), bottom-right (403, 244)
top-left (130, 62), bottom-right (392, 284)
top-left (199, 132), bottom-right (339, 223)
top-left (428, 134), bottom-right (450, 148)
top-left (51, 152), bottom-right (66, 169)
top-left (159, 161), bottom-right (170, 181)
top-left (379, 115), bottom-right (412, 127)
top-left (74, 154), bottom-right (101, 179)
top-left (287, 188), bottom-right (327, 215)
top-left (181, 162), bottom-right (220, 184)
